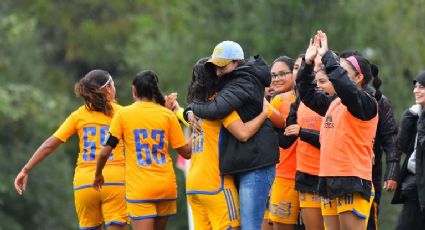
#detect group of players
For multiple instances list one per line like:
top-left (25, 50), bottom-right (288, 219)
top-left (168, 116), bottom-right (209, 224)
top-left (13, 30), bottom-right (404, 230)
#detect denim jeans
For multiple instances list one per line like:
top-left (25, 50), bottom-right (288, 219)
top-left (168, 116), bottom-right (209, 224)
top-left (236, 165), bottom-right (276, 230)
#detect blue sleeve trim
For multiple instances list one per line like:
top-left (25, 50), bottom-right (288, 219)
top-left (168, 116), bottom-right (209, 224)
top-left (79, 224), bottom-right (102, 230)
top-left (105, 220), bottom-right (127, 227)
top-left (126, 198), bottom-right (176, 203)
top-left (73, 182), bottom-right (125, 190)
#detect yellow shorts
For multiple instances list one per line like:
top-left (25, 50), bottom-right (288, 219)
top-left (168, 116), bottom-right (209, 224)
top-left (299, 192), bottom-right (321, 208)
top-left (269, 177), bottom-right (299, 224)
top-left (264, 196), bottom-right (271, 219)
top-left (187, 183), bottom-right (240, 229)
top-left (127, 200), bottom-right (176, 220)
top-left (321, 192), bottom-right (374, 219)
top-left (74, 185), bottom-right (128, 229)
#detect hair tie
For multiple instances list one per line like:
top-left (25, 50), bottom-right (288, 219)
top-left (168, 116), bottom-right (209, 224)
top-left (99, 75), bottom-right (112, 89)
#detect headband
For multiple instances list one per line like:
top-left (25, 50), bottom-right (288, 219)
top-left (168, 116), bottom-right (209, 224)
top-left (346, 56), bottom-right (362, 75)
top-left (99, 75), bottom-right (112, 89)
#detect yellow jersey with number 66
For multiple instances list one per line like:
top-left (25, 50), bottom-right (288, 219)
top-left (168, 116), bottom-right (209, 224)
top-left (109, 101), bottom-right (187, 202)
top-left (53, 103), bottom-right (125, 190)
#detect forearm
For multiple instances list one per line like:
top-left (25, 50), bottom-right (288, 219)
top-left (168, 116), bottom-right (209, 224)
top-left (95, 146), bottom-right (112, 177)
top-left (176, 143), bottom-right (191, 159)
top-left (384, 162), bottom-right (400, 181)
top-left (227, 112), bottom-right (268, 142)
top-left (191, 80), bottom-right (250, 120)
top-left (278, 130), bottom-right (297, 149)
top-left (297, 59), bottom-right (332, 116)
top-left (22, 136), bottom-right (62, 173)
top-left (298, 128), bottom-right (320, 149)
top-left (191, 100), bottom-right (234, 120)
top-left (382, 133), bottom-right (401, 180)
top-left (268, 104), bottom-right (285, 128)
top-left (323, 51), bottom-right (377, 120)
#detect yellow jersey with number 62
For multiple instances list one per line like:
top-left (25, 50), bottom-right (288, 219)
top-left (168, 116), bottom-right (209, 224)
top-left (53, 103), bottom-right (125, 190)
top-left (109, 101), bottom-right (187, 202)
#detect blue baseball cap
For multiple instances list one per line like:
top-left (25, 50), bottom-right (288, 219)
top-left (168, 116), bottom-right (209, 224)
top-left (208, 41), bottom-right (244, 67)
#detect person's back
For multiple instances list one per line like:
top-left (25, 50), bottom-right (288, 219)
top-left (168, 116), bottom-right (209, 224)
top-left (115, 101), bottom-right (183, 200)
top-left (94, 70), bottom-right (191, 230)
top-left (15, 70), bottom-right (129, 229)
top-left (61, 103), bottom-right (125, 190)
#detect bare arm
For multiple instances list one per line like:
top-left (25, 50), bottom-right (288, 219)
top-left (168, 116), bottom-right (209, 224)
top-left (176, 143), bottom-right (192, 159)
top-left (266, 99), bottom-right (285, 128)
top-left (14, 136), bottom-right (63, 195)
top-left (93, 145), bottom-right (113, 191)
top-left (226, 103), bottom-right (269, 142)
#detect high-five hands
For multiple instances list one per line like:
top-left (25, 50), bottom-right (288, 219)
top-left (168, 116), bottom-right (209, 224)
top-left (305, 35), bottom-right (319, 64)
top-left (317, 30), bottom-right (328, 56)
top-left (305, 30), bottom-right (329, 65)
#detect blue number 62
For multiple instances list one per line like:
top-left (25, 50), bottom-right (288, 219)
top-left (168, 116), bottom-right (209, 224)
top-left (134, 129), bottom-right (165, 167)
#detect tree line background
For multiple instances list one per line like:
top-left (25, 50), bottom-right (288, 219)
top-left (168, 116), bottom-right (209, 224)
top-left (1, 0), bottom-right (424, 229)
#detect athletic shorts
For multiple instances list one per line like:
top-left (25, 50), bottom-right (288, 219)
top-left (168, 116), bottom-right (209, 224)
top-left (187, 182), bottom-right (240, 229)
top-left (299, 192), bottom-right (321, 208)
top-left (74, 185), bottom-right (128, 229)
top-left (269, 177), bottom-right (299, 224)
top-left (127, 200), bottom-right (176, 220)
top-left (264, 196), bottom-right (271, 219)
top-left (321, 191), bottom-right (374, 220)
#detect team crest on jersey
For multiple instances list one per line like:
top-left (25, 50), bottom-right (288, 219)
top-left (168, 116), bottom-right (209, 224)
top-left (324, 115), bottom-right (334, 128)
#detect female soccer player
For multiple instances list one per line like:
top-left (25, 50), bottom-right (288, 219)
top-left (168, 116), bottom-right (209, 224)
top-left (93, 70), bottom-right (191, 230)
top-left (297, 31), bottom-right (378, 230)
top-left (14, 70), bottom-right (129, 230)
top-left (185, 59), bottom-right (276, 229)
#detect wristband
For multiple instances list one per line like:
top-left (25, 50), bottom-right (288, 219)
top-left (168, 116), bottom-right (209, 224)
top-left (175, 108), bottom-right (190, 127)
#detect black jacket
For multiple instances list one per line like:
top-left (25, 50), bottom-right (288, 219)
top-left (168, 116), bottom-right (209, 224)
top-left (189, 55), bottom-right (279, 175)
top-left (372, 95), bottom-right (400, 202)
top-left (296, 51), bottom-right (377, 199)
top-left (278, 97), bottom-right (320, 149)
top-left (392, 109), bottom-right (425, 210)
top-left (297, 51), bottom-right (377, 120)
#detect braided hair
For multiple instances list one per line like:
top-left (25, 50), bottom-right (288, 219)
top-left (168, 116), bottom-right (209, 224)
top-left (133, 70), bottom-right (165, 106)
top-left (74, 69), bottom-right (113, 116)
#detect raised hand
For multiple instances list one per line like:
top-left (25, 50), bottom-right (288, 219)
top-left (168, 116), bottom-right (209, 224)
top-left (305, 35), bottom-right (320, 64)
top-left (317, 30), bottom-right (329, 56)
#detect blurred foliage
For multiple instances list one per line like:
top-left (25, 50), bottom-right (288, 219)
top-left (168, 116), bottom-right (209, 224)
top-left (1, 0), bottom-right (424, 229)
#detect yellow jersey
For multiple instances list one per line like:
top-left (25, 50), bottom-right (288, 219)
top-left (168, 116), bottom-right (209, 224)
top-left (109, 101), bottom-right (187, 202)
top-left (186, 111), bottom-right (239, 194)
top-left (53, 103), bottom-right (125, 189)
